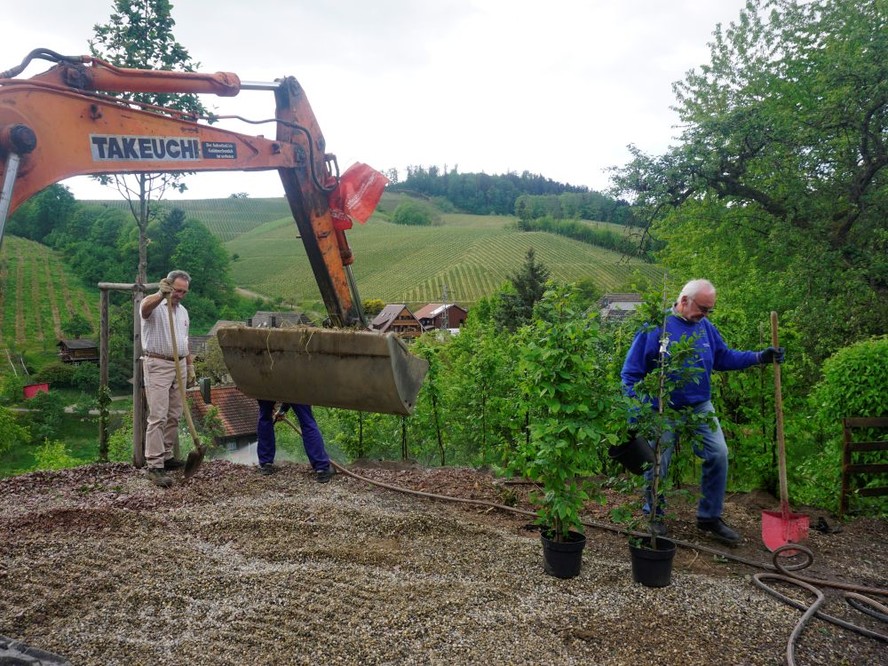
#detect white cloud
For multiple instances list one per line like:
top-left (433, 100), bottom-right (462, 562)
top-left (3, 0), bottom-right (747, 200)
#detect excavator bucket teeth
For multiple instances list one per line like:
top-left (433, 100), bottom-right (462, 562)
top-left (216, 326), bottom-right (429, 416)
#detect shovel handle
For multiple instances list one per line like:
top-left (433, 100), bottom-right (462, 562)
top-left (166, 296), bottom-right (203, 451)
top-left (771, 312), bottom-right (789, 513)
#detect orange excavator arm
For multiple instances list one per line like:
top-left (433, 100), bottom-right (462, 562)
top-left (0, 49), bottom-right (357, 327)
top-left (0, 49), bottom-right (428, 415)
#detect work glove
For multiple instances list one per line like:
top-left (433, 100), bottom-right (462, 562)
top-left (759, 346), bottom-right (785, 364)
top-left (186, 365), bottom-right (197, 388)
top-left (158, 278), bottom-right (174, 296)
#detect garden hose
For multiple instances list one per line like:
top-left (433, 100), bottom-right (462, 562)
top-left (276, 416), bottom-right (888, 658)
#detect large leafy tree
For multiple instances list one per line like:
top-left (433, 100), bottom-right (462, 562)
top-left (612, 0), bottom-right (887, 364)
top-left (90, 0), bottom-right (206, 282)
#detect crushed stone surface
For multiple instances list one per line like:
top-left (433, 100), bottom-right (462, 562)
top-left (1, 461), bottom-right (886, 665)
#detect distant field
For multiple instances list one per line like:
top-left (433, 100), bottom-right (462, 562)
top-left (51, 192), bottom-right (661, 310)
top-left (221, 194), bottom-right (661, 308)
top-left (0, 236), bottom-right (98, 359)
top-left (97, 197), bottom-right (293, 242)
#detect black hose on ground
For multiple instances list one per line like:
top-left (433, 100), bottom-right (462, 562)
top-left (279, 418), bottom-right (888, 657)
top-left (751, 545), bottom-right (888, 666)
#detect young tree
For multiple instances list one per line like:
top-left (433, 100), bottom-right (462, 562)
top-left (90, 0), bottom-right (206, 283)
top-left (494, 248), bottom-right (551, 331)
top-left (611, 0), bottom-right (888, 365)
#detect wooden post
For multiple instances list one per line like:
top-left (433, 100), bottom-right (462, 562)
top-left (132, 287), bottom-right (146, 467)
top-left (97, 281), bottom-right (156, 468)
top-left (98, 288), bottom-right (110, 460)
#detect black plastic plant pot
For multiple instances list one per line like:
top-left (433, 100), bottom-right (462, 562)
top-left (628, 536), bottom-right (676, 587)
top-left (541, 530), bottom-right (586, 579)
top-left (608, 433), bottom-right (655, 475)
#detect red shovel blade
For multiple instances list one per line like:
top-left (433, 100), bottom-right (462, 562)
top-left (761, 509), bottom-right (809, 554)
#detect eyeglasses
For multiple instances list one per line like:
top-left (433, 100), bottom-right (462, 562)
top-left (691, 298), bottom-right (715, 315)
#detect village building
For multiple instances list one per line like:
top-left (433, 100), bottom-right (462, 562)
top-left (598, 293), bottom-right (643, 322)
top-left (368, 304), bottom-right (424, 339)
top-left (413, 303), bottom-right (468, 332)
top-left (188, 383), bottom-right (258, 450)
top-left (56, 339), bottom-right (99, 364)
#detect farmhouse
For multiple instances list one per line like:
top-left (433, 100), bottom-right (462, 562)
top-left (190, 312), bottom-right (313, 358)
top-left (413, 303), bottom-right (468, 331)
top-left (248, 310), bottom-right (314, 328)
top-left (598, 293), bottom-right (643, 322)
top-left (369, 304), bottom-right (424, 339)
top-left (56, 339), bottom-right (99, 364)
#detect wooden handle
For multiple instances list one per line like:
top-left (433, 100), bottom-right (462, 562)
top-left (771, 311), bottom-right (789, 512)
top-left (166, 297), bottom-right (203, 450)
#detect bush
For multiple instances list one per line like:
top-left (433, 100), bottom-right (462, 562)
top-left (72, 363), bottom-right (100, 392)
top-left (23, 391), bottom-right (66, 444)
top-left (811, 335), bottom-right (888, 422)
top-left (108, 415), bottom-right (134, 463)
top-left (0, 375), bottom-right (27, 404)
top-left (32, 439), bottom-right (83, 471)
top-left (796, 336), bottom-right (888, 513)
top-left (391, 200), bottom-right (439, 226)
top-left (36, 362), bottom-right (76, 388)
top-left (0, 406), bottom-right (30, 456)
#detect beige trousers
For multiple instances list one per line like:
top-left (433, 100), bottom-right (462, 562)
top-left (143, 357), bottom-right (183, 469)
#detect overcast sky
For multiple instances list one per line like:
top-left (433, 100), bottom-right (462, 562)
top-left (5, 0), bottom-right (749, 200)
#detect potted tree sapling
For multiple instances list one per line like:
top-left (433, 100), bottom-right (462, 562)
top-left (507, 284), bottom-right (616, 578)
top-left (620, 300), bottom-right (712, 587)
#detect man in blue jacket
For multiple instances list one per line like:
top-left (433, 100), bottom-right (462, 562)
top-left (621, 279), bottom-right (784, 544)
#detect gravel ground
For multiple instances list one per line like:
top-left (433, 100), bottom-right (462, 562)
top-left (1, 460), bottom-right (886, 665)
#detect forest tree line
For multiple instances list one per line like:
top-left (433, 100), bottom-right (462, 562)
top-left (388, 165), bottom-right (635, 224)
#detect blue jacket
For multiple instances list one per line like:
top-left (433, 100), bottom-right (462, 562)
top-left (621, 311), bottom-right (760, 408)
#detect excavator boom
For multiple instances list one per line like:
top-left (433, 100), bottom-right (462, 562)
top-left (0, 50), bottom-right (427, 415)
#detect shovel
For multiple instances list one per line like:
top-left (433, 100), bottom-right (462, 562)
top-left (761, 311), bottom-right (809, 553)
top-left (163, 295), bottom-right (205, 479)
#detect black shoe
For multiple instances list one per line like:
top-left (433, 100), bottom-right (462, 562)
top-left (315, 466), bottom-right (334, 484)
top-left (648, 520), bottom-right (668, 537)
top-left (147, 468), bottom-right (173, 488)
top-left (697, 518), bottom-right (741, 545)
top-left (258, 463), bottom-right (277, 476)
top-left (164, 457), bottom-right (185, 471)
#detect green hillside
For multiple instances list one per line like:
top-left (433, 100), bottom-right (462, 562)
top-left (223, 194), bottom-right (661, 308)
top-left (54, 192), bottom-right (661, 310)
top-left (99, 197), bottom-right (293, 242)
top-left (0, 236), bottom-right (99, 360)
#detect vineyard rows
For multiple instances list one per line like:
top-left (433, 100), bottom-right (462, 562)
top-left (68, 194), bottom-right (659, 309)
top-left (226, 212), bottom-right (662, 308)
top-left (0, 237), bottom-right (98, 354)
top-left (95, 197), bottom-right (292, 243)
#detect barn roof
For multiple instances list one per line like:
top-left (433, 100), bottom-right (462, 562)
top-left (188, 384), bottom-right (258, 439)
top-left (57, 339), bottom-right (98, 349)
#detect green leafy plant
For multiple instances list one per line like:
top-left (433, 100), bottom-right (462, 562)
top-left (32, 439), bottom-right (82, 471)
top-left (508, 283), bottom-right (615, 541)
top-left (623, 298), bottom-right (712, 548)
top-left (0, 406), bottom-right (30, 458)
top-left (797, 335), bottom-right (888, 513)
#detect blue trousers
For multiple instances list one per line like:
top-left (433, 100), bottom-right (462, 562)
top-left (256, 400), bottom-right (330, 471)
top-left (643, 400), bottom-right (729, 520)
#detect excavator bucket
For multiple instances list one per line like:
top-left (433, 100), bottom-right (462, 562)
top-left (216, 326), bottom-right (429, 416)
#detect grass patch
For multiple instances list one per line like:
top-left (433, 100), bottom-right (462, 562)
top-left (0, 413), bottom-right (102, 477)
